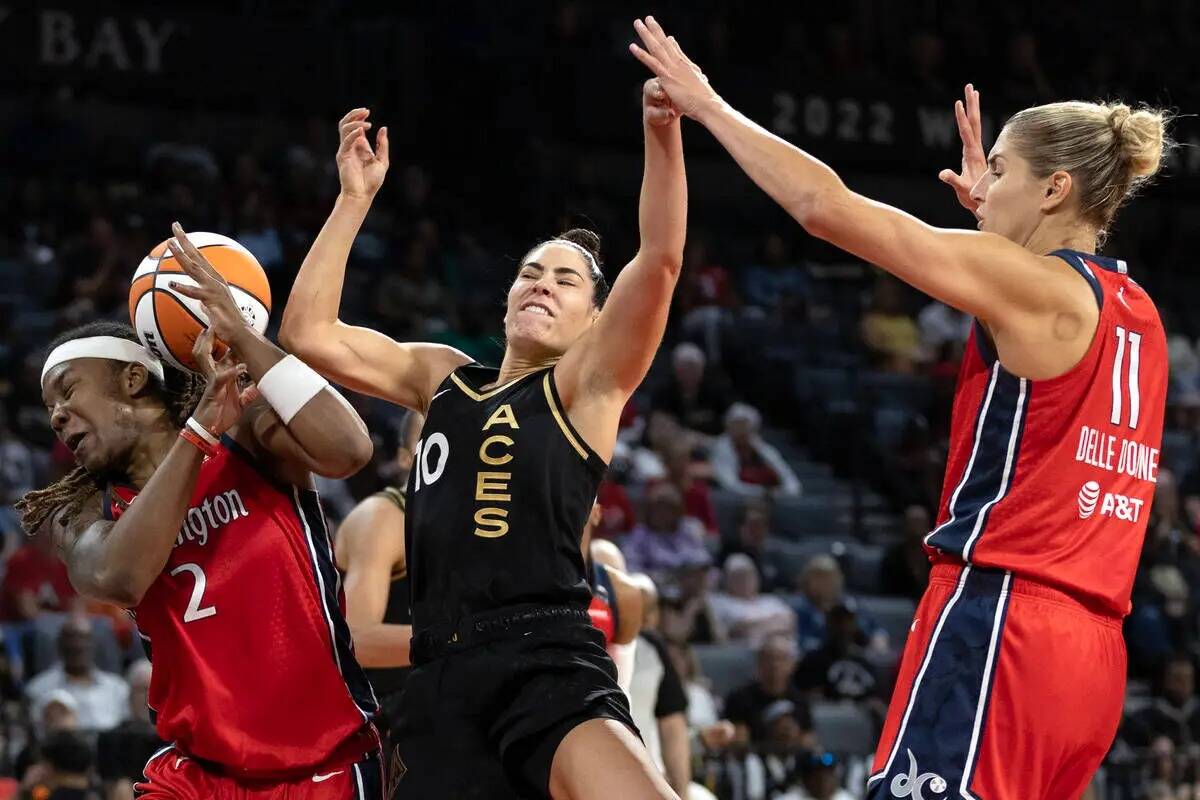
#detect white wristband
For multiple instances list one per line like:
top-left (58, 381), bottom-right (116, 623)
top-left (257, 355), bottom-right (329, 425)
top-left (185, 417), bottom-right (220, 447)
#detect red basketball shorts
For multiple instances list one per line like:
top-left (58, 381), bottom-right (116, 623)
top-left (135, 745), bottom-right (384, 800)
top-left (867, 563), bottom-right (1125, 800)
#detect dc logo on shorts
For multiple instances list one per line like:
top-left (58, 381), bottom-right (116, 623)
top-left (1077, 480), bottom-right (1101, 519)
top-left (890, 749), bottom-right (947, 799)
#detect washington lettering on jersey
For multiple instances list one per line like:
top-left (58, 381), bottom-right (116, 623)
top-left (174, 489), bottom-right (248, 548)
top-left (106, 436), bottom-right (376, 776)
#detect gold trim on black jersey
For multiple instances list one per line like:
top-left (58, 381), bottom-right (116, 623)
top-left (449, 371), bottom-right (525, 401)
top-left (542, 372), bottom-right (589, 460)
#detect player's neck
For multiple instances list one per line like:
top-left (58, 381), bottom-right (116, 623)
top-left (126, 418), bottom-right (180, 490)
top-left (493, 350), bottom-right (559, 389)
top-left (1025, 219), bottom-right (1098, 258)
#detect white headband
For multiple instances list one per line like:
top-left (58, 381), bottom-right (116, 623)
top-left (550, 239), bottom-right (602, 278)
top-left (41, 336), bottom-right (165, 386)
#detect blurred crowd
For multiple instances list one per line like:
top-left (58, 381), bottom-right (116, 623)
top-left (4, 2), bottom-right (1200, 799)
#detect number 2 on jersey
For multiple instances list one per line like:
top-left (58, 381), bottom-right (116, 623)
top-left (170, 563), bottom-right (217, 622)
top-left (1111, 326), bottom-right (1143, 430)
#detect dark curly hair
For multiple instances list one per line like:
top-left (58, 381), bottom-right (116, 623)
top-left (14, 321), bottom-right (204, 534)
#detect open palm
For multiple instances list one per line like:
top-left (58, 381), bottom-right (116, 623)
top-left (337, 108), bottom-right (390, 200)
top-left (938, 84), bottom-right (988, 216)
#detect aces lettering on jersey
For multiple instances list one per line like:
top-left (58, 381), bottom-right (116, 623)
top-left (411, 403), bottom-right (518, 538)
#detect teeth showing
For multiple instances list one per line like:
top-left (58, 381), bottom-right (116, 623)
top-left (524, 305), bottom-right (550, 316)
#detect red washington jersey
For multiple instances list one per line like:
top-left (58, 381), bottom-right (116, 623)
top-left (105, 435), bottom-right (377, 777)
top-left (925, 250), bottom-right (1166, 616)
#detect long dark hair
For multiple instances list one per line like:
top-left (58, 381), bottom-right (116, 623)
top-left (15, 321), bottom-right (205, 534)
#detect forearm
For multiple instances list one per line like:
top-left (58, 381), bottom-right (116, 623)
top-left (348, 621), bottom-right (412, 668)
top-left (74, 439), bottom-right (203, 605)
top-left (279, 194), bottom-right (372, 349)
top-left (696, 98), bottom-right (846, 230)
top-left (659, 713), bottom-right (692, 794)
top-left (235, 330), bottom-right (372, 477)
top-left (638, 121), bottom-right (687, 267)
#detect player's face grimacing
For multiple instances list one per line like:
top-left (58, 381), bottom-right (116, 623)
top-left (503, 242), bottom-right (600, 356)
top-left (969, 128), bottom-right (1049, 247)
top-left (42, 359), bottom-right (146, 474)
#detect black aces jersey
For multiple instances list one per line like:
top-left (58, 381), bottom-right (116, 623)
top-left (404, 364), bottom-right (608, 630)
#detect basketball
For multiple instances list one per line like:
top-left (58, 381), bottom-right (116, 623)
top-left (128, 232), bottom-right (272, 372)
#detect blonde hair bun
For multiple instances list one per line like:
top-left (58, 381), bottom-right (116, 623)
top-left (1106, 102), bottom-right (1167, 179)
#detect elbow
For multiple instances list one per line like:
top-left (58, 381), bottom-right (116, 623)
top-left (91, 567), bottom-right (149, 608)
top-left (318, 434), bottom-right (374, 480)
top-left (791, 181), bottom-right (850, 241)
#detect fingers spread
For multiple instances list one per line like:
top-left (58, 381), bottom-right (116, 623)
top-left (629, 43), bottom-right (664, 75)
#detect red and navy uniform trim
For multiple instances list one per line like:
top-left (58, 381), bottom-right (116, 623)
top-left (866, 567), bottom-right (1013, 800)
top-left (925, 362), bottom-right (1031, 561)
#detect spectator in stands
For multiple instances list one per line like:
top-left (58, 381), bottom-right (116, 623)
top-left (651, 342), bottom-right (733, 438)
top-left (620, 483), bottom-right (712, 580)
top-left (1123, 654), bottom-right (1200, 748)
top-left (741, 699), bottom-right (811, 799)
top-left (790, 556), bottom-right (846, 655)
top-left (652, 438), bottom-right (718, 536)
top-left (793, 605), bottom-right (881, 709)
top-left (630, 410), bottom-right (680, 484)
top-left (724, 634), bottom-right (814, 746)
top-left (0, 529), bottom-right (76, 621)
top-left (860, 276), bottom-right (921, 375)
top-left (743, 232), bottom-right (808, 313)
top-left (627, 574), bottom-right (694, 798)
top-left (25, 616), bottom-right (128, 732)
top-left (98, 660), bottom-right (161, 797)
top-left (719, 497), bottom-right (782, 590)
top-left (879, 505), bottom-right (933, 601)
top-left (778, 752), bottom-right (856, 800)
top-left (595, 477), bottom-right (637, 538)
top-left (711, 403), bottom-right (802, 498)
top-left (20, 730), bottom-right (99, 800)
top-left (660, 561), bottom-right (720, 645)
top-left (1127, 471), bottom-right (1200, 676)
top-left (709, 554), bottom-right (796, 648)
top-left (665, 640), bottom-right (736, 756)
top-left (917, 301), bottom-right (971, 363)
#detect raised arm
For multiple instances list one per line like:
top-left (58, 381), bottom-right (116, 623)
top-left (336, 495), bottom-right (412, 668)
top-left (168, 225), bottom-right (372, 480)
top-left (53, 335), bottom-right (256, 607)
top-left (277, 110), bottom-right (468, 412)
top-left (631, 19), bottom-right (1098, 379)
top-left (557, 80), bottom-right (687, 415)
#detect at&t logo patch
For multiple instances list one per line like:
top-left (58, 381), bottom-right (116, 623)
top-left (1078, 481), bottom-right (1101, 519)
top-left (1077, 481), bottom-right (1145, 523)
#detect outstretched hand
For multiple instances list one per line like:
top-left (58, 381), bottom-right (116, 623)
top-left (628, 16), bottom-right (717, 120)
top-left (166, 222), bottom-right (254, 350)
top-left (336, 108), bottom-right (389, 201)
top-left (938, 84), bottom-right (988, 216)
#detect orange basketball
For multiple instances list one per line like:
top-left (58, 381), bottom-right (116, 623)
top-left (128, 232), bottom-right (272, 372)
